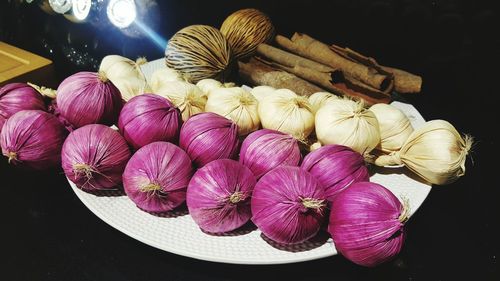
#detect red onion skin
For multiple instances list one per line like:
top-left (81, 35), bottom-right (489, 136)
top-left (123, 142), bottom-right (192, 213)
top-left (187, 159), bottom-right (255, 233)
top-left (179, 112), bottom-right (239, 167)
top-left (56, 72), bottom-right (123, 129)
top-left (240, 129), bottom-right (301, 178)
top-left (61, 124), bottom-right (131, 191)
top-left (329, 182), bottom-right (406, 267)
top-left (251, 166), bottom-right (326, 244)
top-left (0, 110), bottom-right (67, 170)
top-left (0, 83), bottom-right (46, 133)
top-left (118, 94), bottom-right (181, 150)
top-left (301, 145), bottom-right (370, 201)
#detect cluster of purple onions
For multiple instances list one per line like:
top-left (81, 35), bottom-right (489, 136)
top-left (0, 72), bottom-right (410, 267)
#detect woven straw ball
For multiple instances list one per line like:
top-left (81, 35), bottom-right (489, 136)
top-left (165, 25), bottom-right (233, 83)
top-left (220, 8), bottom-right (275, 59)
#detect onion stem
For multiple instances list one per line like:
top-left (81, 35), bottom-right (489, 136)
top-left (229, 191), bottom-right (244, 204)
top-left (6, 151), bottom-right (17, 163)
top-left (398, 197), bottom-right (411, 224)
top-left (73, 163), bottom-right (95, 180)
top-left (97, 71), bottom-right (109, 83)
top-left (300, 197), bottom-right (325, 210)
top-left (139, 182), bottom-right (162, 193)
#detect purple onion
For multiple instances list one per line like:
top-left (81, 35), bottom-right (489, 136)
top-left (61, 124), bottom-right (131, 191)
top-left (0, 83), bottom-right (46, 133)
top-left (251, 166), bottom-right (326, 244)
top-left (56, 71), bottom-right (123, 129)
top-left (123, 142), bottom-right (192, 213)
top-left (187, 159), bottom-right (255, 233)
top-left (0, 110), bottom-right (67, 170)
top-left (301, 145), bottom-right (370, 201)
top-left (118, 94), bottom-right (181, 150)
top-left (179, 112), bottom-right (239, 167)
top-left (239, 129), bottom-right (301, 178)
top-left (329, 182), bottom-right (408, 267)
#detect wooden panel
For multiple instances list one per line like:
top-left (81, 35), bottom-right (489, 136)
top-left (0, 41), bottom-right (53, 86)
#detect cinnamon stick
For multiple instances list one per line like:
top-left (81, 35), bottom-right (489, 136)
top-left (276, 33), bottom-right (392, 91)
top-left (329, 43), bottom-right (421, 94)
top-left (238, 58), bottom-right (324, 96)
top-left (255, 44), bottom-right (390, 104)
top-left (380, 66), bottom-right (422, 93)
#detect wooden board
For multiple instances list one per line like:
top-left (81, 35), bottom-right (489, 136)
top-left (0, 41), bottom-right (55, 87)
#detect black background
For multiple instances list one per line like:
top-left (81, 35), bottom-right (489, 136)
top-left (0, 0), bottom-right (498, 280)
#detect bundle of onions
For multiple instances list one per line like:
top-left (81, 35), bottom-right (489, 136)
top-left (0, 83), bottom-right (46, 133)
top-left (165, 25), bottom-right (233, 83)
top-left (155, 80), bottom-right (206, 122)
top-left (196, 79), bottom-right (235, 98)
top-left (308, 91), bottom-right (338, 114)
top-left (239, 129), bottom-right (301, 178)
top-left (187, 159), bottom-right (255, 233)
top-left (1, 110), bottom-right (67, 170)
top-left (205, 87), bottom-right (260, 135)
top-left (118, 94), bottom-right (181, 150)
top-left (369, 103), bottom-right (413, 153)
top-left (99, 55), bottom-right (149, 101)
top-left (123, 142), bottom-right (193, 213)
top-left (374, 120), bottom-right (473, 185)
top-left (61, 124), bottom-right (131, 191)
top-left (315, 98), bottom-right (380, 154)
top-left (56, 71), bottom-right (123, 129)
top-left (179, 112), bottom-right (239, 167)
top-left (220, 8), bottom-right (275, 59)
top-left (301, 145), bottom-right (370, 201)
top-left (329, 182), bottom-right (409, 267)
top-left (250, 85), bottom-right (275, 102)
top-left (258, 89), bottom-right (315, 140)
top-left (149, 67), bottom-right (184, 92)
top-left (251, 166), bottom-right (326, 244)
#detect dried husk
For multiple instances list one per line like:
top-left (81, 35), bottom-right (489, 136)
top-left (149, 67), bottom-right (183, 92)
top-left (155, 81), bottom-right (206, 121)
top-left (99, 55), bottom-right (149, 101)
top-left (374, 120), bottom-right (473, 185)
top-left (369, 103), bottom-right (413, 153)
top-left (250, 85), bottom-right (275, 102)
top-left (309, 91), bottom-right (339, 114)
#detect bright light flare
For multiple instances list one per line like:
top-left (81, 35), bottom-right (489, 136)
top-left (107, 0), bottom-right (137, 29)
top-left (72, 0), bottom-right (92, 21)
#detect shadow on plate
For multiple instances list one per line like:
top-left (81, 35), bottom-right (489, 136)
top-left (370, 165), bottom-right (430, 185)
top-left (201, 221), bottom-right (257, 237)
top-left (146, 203), bottom-right (190, 218)
top-left (261, 230), bottom-right (330, 252)
top-left (85, 188), bottom-right (126, 197)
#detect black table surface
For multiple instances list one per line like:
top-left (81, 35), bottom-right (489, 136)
top-left (0, 1), bottom-right (498, 280)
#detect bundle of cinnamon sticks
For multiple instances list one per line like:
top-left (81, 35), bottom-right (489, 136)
top-left (238, 33), bottom-right (422, 104)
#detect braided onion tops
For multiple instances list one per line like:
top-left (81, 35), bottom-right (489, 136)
top-left (220, 8), bottom-right (275, 59)
top-left (165, 25), bottom-right (233, 84)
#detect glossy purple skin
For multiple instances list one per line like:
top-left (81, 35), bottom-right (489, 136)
top-left (0, 110), bottom-right (67, 170)
top-left (118, 94), bottom-right (181, 150)
top-left (179, 112), bottom-right (239, 167)
top-left (329, 182), bottom-right (405, 267)
top-left (123, 142), bottom-right (193, 213)
top-left (187, 159), bottom-right (255, 233)
top-left (0, 83), bottom-right (46, 133)
top-left (56, 72), bottom-right (123, 129)
top-left (61, 124), bottom-right (131, 191)
top-left (239, 129), bottom-right (301, 178)
top-left (251, 166), bottom-right (326, 244)
top-left (301, 145), bottom-right (370, 202)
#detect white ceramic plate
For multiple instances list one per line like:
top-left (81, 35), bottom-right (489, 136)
top-left (68, 59), bottom-right (431, 265)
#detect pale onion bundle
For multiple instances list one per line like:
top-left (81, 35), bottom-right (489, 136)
top-left (149, 67), bottom-right (183, 92)
top-left (258, 89), bottom-right (314, 140)
top-left (220, 8), bottom-right (275, 59)
top-left (250, 85), bottom-right (275, 102)
top-left (369, 103), bottom-right (414, 153)
top-left (205, 87), bottom-right (260, 135)
top-left (308, 91), bottom-right (338, 114)
top-left (315, 98), bottom-right (380, 154)
top-left (165, 25), bottom-right (233, 83)
top-left (374, 120), bottom-right (473, 185)
top-left (196, 79), bottom-right (235, 98)
top-left (99, 55), bottom-right (150, 101)
top-left (155, 80), bottom-right (207, 121)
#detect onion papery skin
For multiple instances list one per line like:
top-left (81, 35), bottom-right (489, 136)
top-left (239, 129), bottom-right (301, 178)
top-left (251, 166), bottom-right (326, 244)
top-left (301, 145), bottom-right (370, 201)
top-left (56, 71), bottom-right (123, 129)
top-left (328, 182), bottom-right (407, 267)
top-left (179, 112), bottom-right (239, 167)
top-left (123, 141), bottom-right (193, 213)
top-left (118, 94), bottom-right (181, 150)
top-left (187, 159), bottom-right (255, 233)
top-left (0, 110), bottom-right (67, 170)
top-left (61, 124), bottom-right (131, 191)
